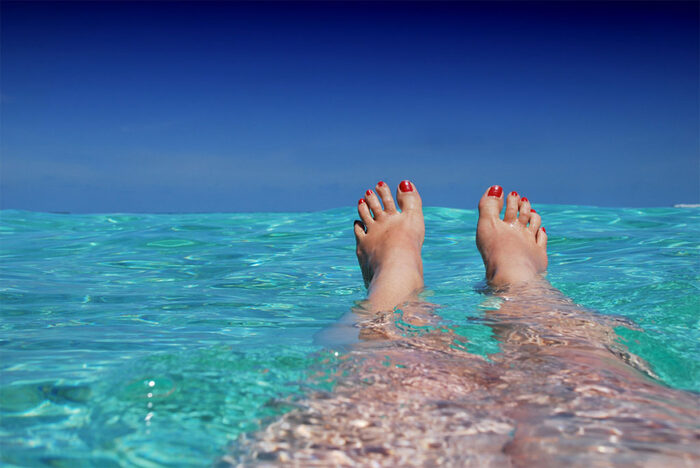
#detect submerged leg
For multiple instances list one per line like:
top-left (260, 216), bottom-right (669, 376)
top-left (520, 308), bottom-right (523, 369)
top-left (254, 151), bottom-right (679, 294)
top-left (230, 183), bottom-right (699, 467)
top-left (475, 184), bottom-right (645, 358)
top-left (475, 184), bottom-right (640, 351)
top-left (474, 185), bottom-right (700, 465)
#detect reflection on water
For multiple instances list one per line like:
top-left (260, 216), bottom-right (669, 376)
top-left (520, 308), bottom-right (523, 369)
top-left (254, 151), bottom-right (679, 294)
top-left (229, 284), bottom-right (700, 466)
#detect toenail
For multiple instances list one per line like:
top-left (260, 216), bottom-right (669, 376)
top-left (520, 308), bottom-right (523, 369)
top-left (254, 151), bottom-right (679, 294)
top-left (510, 191), bottom-right (518, 197)
top-left (521, 197), bottom-right (529, 203)
top-left (358, 199), bottom-right (366, 205)
top-left (542, 227), bottom-right (546, 233)
top-left (366, 190), bottom-right (373, 196)
top-left (488, 185), bottom-right (503, 197)
top-left (378, 181), bottom-right (386, 187)
top-left (399, 180), bottom-right (413, 192)
top-left (530, 208), bottom-right (536, 213)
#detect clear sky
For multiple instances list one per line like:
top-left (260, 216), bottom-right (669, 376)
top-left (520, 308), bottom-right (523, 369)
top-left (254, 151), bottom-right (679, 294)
top-left (1, 1), bottom-right (698, 213)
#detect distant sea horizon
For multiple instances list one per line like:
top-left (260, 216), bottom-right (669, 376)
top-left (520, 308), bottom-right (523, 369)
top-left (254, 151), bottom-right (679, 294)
top-left (1, 203), bottom-right (699, 216)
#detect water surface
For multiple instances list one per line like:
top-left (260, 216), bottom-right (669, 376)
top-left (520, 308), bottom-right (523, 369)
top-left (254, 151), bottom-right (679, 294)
top-left (0, 206), bottom-right (698, 465)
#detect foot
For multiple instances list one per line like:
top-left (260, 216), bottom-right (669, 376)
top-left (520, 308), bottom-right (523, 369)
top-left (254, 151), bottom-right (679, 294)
top-left (476, 185), bottom-right (548, 287)
top-left (354, 180), bottom-right (425, 311)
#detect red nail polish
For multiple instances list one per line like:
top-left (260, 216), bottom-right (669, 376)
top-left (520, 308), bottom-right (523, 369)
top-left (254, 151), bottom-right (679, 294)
top-left (510, 191), bottom-right (518, 197)
top-left (366, 189), bottom-right (373, 196)
top-left (542, 227), bottom-right (546, 233)
top-left (530, 208), bottom-right (536, 213)
top-left (521, 197), bottom-right (529, 203)
top-left (488, 185), bottom-right (503, 197)
top-left (378, 181), bottom-right (385, 187)
top-left (399, 180), bottom-right (413, 192)
top-left (358, 199), bottom-right (365, 205)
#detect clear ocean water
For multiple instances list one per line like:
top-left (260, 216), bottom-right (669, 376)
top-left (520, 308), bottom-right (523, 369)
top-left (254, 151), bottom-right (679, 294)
top-left (0, 206), bottom-right (698, 466)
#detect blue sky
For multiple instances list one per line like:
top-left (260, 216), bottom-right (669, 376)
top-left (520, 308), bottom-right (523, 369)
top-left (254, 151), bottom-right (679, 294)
top-left (1, 1), bottom-right (698, 213)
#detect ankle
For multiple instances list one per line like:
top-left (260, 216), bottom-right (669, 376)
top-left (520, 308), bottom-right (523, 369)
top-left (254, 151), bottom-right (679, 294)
top-left (366, 264), bottom-right (424, 311)
top-left (489, 263), bottom-right (540, 287)
top-left (371, 262), bottom-right (423, 289)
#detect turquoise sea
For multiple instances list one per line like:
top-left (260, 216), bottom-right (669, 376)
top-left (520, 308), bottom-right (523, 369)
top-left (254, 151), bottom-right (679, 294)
top-left (0, 206), bottom-right (698, 466)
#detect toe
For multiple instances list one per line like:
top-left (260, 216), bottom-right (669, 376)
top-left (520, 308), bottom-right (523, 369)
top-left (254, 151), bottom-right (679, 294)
top-left (376, 180), bottom-right (397, 214)
top-left (396, 180), bottom-right (422, 212)
top-left (528, 209), bottom-right (541, 233)
top-left (503, 190), bottom-right (520, 223)
top-left (518, 197), bottom-right (531, 226)
top-left (536, 226), bottom-right (547, 248)
top-left (358, 198), bottom-right (373, 226)
top-left (354, 220), bottom-right (366, 241)
top-left (478, 185), bottom-right (504, 220)
top-left (364, 189), bottom-right (384, 219)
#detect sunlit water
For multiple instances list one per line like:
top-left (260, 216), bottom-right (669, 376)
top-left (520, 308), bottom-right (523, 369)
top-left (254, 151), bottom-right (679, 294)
top-left (0, 206), bottom-right (698, 466)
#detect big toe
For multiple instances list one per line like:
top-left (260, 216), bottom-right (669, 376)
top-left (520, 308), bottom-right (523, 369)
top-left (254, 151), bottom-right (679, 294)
top-left (478, 185), bottom-right (504, 220)
top-left (396, 180), bottom-right (422, 212)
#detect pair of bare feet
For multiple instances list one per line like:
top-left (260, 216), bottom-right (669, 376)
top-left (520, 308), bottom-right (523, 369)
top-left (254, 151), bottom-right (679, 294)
top-left (354, 180), bottom-right (548, 311)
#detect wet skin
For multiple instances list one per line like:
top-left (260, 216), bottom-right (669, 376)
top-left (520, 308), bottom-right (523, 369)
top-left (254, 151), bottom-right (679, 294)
top-left (228, 182), bottom-right (699, 467)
